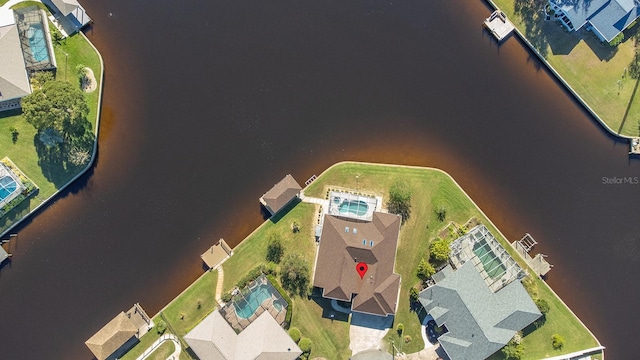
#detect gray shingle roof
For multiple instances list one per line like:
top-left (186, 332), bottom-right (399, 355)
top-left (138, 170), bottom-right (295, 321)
top-left (418, 263), bottom-right (541, 360)
top-left (0, 24), bottom-right (30, 104)
top-left (551, 0), bottom-right (640, 41)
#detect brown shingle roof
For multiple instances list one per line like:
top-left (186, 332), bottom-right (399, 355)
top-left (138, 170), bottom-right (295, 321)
top-left (259, 174), bottom-right (301, 215)
top-left (85, 312), bottom-right (137, 360)
top-left (313, 212), bottom-right (401, 316)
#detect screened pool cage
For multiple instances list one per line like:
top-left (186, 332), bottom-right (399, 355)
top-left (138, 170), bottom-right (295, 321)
top-left (14, 6), bottom-right (57, 73)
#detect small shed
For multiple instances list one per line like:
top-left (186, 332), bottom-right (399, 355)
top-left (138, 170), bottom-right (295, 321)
top-left (259, 174), bottom-right (301, 216)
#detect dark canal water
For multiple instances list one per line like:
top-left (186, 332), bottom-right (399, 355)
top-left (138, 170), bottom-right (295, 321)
top-left (0, 0), bottom-right (638, 358)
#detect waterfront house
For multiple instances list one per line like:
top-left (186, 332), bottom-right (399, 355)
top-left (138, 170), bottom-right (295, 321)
top-left (42, 0), bottom-right (91, 34)
top-left (549, 0), bottom-right (640, 42)
top-left (418, 225), bottom-right (541, 360)
top-left (313, 212), bottom-right (401, 317)
top-left (0, 23), bottom-right (30, 112)
top-left (184, 310), bottom-right (301, 360)
top-left (85, 304), bottom-right (153, 360)
top-left (259, 174), bottom-right (302, 216)
top-left (0, 6), bottom-right (57, 112)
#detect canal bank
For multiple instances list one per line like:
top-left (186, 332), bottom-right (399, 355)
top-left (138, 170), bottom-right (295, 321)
top-left (484, 0), bottom-right (640, 149)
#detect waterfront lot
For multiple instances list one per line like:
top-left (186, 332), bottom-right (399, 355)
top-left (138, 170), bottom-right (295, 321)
top-left (0, 30), bottom-right (102, 234)
top-left (491, 0), bottom-right (640, 136)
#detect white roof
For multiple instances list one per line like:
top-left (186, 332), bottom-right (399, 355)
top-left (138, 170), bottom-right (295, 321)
top-left (0, 24), bottom-right (30, 103)
top-left (184, 311), bottom-right (301, 360)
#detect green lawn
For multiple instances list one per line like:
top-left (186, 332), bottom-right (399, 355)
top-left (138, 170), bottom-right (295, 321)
top-left (305, 162), bottom-right (601, 358)
top-left (0, 23), bottom-right (102, 234)
top-left (144, 340), bottom-right (174, 360)
top-left (491, 0), bottom-right (640, 136)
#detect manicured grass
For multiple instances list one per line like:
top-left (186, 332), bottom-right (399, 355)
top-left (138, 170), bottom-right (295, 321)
top-left (119, 326), bottom-right (161, 360)
top-left (491, 0), bottom-right (640, 136)
top-left (145, 340), bottom-right (174, 360)
top-left (0, 25), bottom-right (102, 234)
top-left (161, 270), bottom-right (218, 337)
top-left (306, 162), bottom-right (600, 357)
top-left (10, 1), bottom-right (46, 10)
top-left (0, 0), bottom-right (9, 7)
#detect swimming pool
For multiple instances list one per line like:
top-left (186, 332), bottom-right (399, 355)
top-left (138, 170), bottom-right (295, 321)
top-left (473, 241), bottom-right (506, 279)
top-left (338, 200), bottom-right (369, 216)
top-left (27, 24), bottom-right (49, 63)
top-left (0, 175), bottom-right (18, 202)
top-left (234, 285), bottom-right (274, 319)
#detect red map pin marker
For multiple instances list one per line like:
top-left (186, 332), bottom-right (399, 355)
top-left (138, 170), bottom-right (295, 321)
top-left (356, 262), bottom-right (368, 279)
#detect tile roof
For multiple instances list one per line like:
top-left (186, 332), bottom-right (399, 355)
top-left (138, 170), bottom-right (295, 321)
top-left (260, 174), bottom-right (301, 215)
top-left (313, 212), bottom-right (401, 316)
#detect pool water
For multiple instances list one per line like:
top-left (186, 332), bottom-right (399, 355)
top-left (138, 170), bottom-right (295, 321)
top-left (473, 241), bottom-right (506, 279)
top-left (0, 176), bottom-right (18, 202)
top-left (234, 285), bottom-right (273, 319)
top-left (338, 200), bottom-right (368, 216)
top-left (27, 24), bottom-right (49, 63)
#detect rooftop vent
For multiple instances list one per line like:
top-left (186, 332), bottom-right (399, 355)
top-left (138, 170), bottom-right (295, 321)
top-left (345, 227), bottom-right (349, 233)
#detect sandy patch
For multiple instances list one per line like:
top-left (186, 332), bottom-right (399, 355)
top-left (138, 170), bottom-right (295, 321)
top-left (81, 67), bottom-right (97, 93)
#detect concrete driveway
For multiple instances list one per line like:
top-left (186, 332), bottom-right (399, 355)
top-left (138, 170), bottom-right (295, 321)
top-left (349, 312), bottom-right (394, 355)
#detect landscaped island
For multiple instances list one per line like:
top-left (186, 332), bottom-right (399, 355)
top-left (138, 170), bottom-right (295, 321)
top-left (106, 162), bottom-right (603, 360)
top-left (0, 0), bottom-right (103, 237)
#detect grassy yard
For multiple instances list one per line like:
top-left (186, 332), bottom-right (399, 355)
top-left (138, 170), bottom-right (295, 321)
top-left (0, 20), bottom-right (102, 234)
top-left (490, 0), bottom-right (640, 136)
top-left (305, 162), bottom-right (601, 358)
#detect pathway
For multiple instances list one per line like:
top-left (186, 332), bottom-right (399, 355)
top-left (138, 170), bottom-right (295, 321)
top-left (215, 266), bottom-right (224, 303)
top-left (135, 333), bottom-right (181, 360)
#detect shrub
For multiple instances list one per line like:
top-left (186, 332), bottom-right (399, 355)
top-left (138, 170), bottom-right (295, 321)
top-left (298, 337), bottom-right (312, 353)
top-left (156, 320), bottom-right (167, 334)
top-left (535, 299), bottom-right (550, 315)
top-left (429, 238), bottom-right (452, 262)
top-left (416, 258), bottom-right (435, 280)
top-left (436, 205), bottom-right (447, 222)
top-left (609, 33), bottom-right (624, 46)
top-left (396, 323), bottom-right (404, 336)
top-left (9, 127), bottom-right (18, 144)
top-left (409, 286), bottom-right (419, 302)
top-left (551, 334), bottom-right (565, 349)
top-left (266, 234), bottom-right (285, 263)
top-left (267, 274), bottom-right (293, 326)
top-left (502, 337), bottom-right (525, 359)
top-left (221, 292), bottom-right (232, 303)
top-left (403, 335), bottom-right (412, 343)
top-left (288, 327), bottom-right (301, 343)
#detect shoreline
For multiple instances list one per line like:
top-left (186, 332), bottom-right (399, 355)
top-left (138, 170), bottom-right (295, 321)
top-left (0, 30), bottom-right (104, 240)
top-left (482, 0), bottom-right (633, 150)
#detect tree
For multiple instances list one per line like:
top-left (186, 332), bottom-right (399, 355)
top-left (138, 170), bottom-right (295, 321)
top-left (288, 327), bottom-right (301, 343)
top-left (535, 299), bottom-right (550, 315)
top-left (429, 238), bottom-right (452, 262)
top-left (416, 258), bottom-right (435, 280)
top-left (280, 253), bottom-right (310, 297)
top-left (22, 79), bottom-right (90, 146)
top-left (396, 323), bottom-right (404, 337)
top-left (409, 286), bottom-right (419, 302)
top-left (265, 234), bottom-right (285, 263)
top-left (156, 320), bottom-right (167, 334)
top-left (551, 334), bottom-right (565, 349)
top-left (387, 181), bottom-right (412, 224)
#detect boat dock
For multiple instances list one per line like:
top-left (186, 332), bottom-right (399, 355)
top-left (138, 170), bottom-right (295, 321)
top-left (512, 233), bottom-right (553, 277)
top-left (484, 10), bottom-right (515, 42)
top-left (630, 137), bottom-right (640, 154)
top-left (201, 238), bottom-right (233, 270)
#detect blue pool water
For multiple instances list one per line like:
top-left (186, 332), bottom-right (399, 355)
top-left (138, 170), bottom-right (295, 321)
top-left (339, 200), bottom-right (368, 216)
top-left (27, 24), bottom-right (49, 63)
top-left (0, 176), bottom-right (18, 201)
top-left (234, 285), bottom-right (273, 319)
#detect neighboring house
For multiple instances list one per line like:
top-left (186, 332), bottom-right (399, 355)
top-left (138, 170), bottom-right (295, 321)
top-left (85, 304), bottom-right (153, 360)
top-left (184, 310), bottom-right (302, 360)
top-left (0, 6), bottom-right (57, 112)
top-left (259, 174), bottom-right (301, 216)
top-left (43, 0), bottom-right (91, 34)
top-left (0, 23), bottom-right (31, 112)
top-left (550, 0), bottom-right (640, 42)
top-left (418, 225), bottom-right (542, 360)
top-left (313, 212), bottom-right (401, 317)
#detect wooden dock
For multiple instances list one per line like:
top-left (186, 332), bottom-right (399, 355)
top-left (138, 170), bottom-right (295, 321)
top-left (484, 10), bottom-right (515, 42)
top-left (511, 233), bottom-right (552, 277)
top-left (630, 137), bottom-right (640, 155)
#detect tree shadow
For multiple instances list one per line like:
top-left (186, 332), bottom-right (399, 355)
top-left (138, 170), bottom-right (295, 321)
top-left (33, 120), bottom-right (96, 189)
